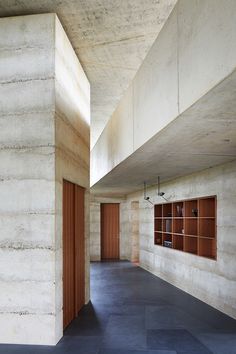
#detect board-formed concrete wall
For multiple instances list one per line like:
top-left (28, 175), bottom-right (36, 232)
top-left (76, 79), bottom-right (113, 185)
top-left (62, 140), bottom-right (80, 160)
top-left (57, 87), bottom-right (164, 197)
top-left (0, 14), bottom-right (56, 346)
top-left (0, 14), bottom-right (90, 345)
top-left (91, 0), bottom-right (236, 186)
top-left (90, 201), bottom-right (101, 261)
top-left (54, 16), bottom-right (90, 342)
top-left (130, 201), bottom-right (140, 263)
top-left (124, 160), bottom-right (236, 320)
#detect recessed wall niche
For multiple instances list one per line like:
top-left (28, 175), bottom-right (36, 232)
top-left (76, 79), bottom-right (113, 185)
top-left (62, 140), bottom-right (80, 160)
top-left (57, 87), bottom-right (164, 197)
top-left (154, 196), bottom-right (216, 260)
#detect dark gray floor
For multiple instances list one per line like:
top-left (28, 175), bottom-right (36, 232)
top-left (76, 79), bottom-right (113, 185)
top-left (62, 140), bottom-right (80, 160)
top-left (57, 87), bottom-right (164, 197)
top-left (1, 261), bottom-right (236, 354)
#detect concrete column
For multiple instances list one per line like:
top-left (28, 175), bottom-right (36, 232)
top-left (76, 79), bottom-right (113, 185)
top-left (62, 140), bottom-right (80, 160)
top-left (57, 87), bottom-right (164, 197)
top-left (0, 13), bottom-right (90, 345)
top-left (90, 201), bottom-right (101, 261)
top-left (119, 201), bottom-right (130, 260)
top-left (131, 201), bottom-right (139, 263)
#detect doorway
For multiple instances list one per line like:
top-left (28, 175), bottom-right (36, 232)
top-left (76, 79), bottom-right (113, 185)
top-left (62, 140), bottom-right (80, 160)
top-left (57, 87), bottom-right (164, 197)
top-left (63, 180), bottom-right (85, 329)
top-left (101, 203), bottom-right (120, 260)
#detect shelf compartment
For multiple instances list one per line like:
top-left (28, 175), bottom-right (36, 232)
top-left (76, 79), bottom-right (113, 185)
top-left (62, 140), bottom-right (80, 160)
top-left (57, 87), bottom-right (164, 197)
top-left (173, 234), bottom-right (184, 251)
top-left (163, 203), bottom-right (172, 217)
top-left (173, 218), bottom-right (184, 234)
top-left (163, 232), bottom-right (172, 245)
top-left (199, 238), bottom-right (216, 259)
top-left (163, 218), bottom-right (172, 233)
top-left (173, 202), bottom-right (184, 217)
top-left (184, 199), bottom-right (198, 217)
top-left (154, 232), bottom-right (163, 245)
top-left (199, 218), bottom-right (215, 238)
top-left (154, 218), bottom-right (162, 232)
top-left (185, 218), bottom-right (198, 236)
top-left (185, 236), bottom-right (198, 255)
top-left (154, 204), bottom-right (162, 218)
top-left (163, 240), bottom-right (172, 248)
top-left (199, 197), bottom-right (216, 217)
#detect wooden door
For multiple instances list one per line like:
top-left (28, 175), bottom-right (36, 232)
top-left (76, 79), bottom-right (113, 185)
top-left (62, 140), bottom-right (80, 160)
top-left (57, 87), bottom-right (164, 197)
top-left (63, 180), bottom-right (85, 329)
top-left (101, 203), bottom-right (120, 260)
top-left (63, 180), bottom-right (75, 329)
top-left (74, 185), bottom-right (85, 314)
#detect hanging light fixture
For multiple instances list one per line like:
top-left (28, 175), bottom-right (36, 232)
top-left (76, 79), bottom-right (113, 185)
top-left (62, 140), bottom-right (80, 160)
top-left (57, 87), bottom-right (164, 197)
top-left (157, 176), bottom-right (168, 201)
top-left (143, 181), bottom-right (153, 205)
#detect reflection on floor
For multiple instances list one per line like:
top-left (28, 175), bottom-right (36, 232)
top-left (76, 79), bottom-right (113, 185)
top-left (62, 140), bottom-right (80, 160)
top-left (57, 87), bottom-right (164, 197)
top-left (1, 261), bottom-right (236, 353)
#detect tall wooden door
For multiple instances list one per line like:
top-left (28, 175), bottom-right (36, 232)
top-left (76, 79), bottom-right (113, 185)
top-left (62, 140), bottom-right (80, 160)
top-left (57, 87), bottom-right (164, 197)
top-left (74, 185), bottom-right (85, 314)
top-left (63, 180), bottom-right (85, 330)
top-left (101, 203), bottom-right (120, 260)
top-left (63, 180), bottom-right (75, 329)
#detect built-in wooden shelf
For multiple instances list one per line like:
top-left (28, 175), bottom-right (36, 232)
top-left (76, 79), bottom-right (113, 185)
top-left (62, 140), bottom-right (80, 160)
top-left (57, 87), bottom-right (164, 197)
top-left (154, 196), bottom-right (217, 260)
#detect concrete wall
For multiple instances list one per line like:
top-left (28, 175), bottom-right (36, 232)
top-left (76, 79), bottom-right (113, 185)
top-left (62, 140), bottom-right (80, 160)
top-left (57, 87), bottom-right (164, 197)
top-left (0, 14), bottom-right (56, 346)
top-left (130, 201), bottom-right (140, 263)
top-left (54, 16), bottom-right (90, 342)
top-left (0, 14), bottom-right (90, 345)
top-left (120, 201), bottom-right (131, 261)
top-left (124, 160), bottom-right (236, 320)
top-left (90, 200), bottom-right (101, 261)
top-left (91, 0), bottom-right (236, 186)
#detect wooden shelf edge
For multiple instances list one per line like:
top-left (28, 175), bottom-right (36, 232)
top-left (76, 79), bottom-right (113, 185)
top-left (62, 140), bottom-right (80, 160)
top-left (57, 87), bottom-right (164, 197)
top-left (154, 233), bottom-right (216, 239)
top-left (154, 244), bottom-right (216, 260)
top-left (155, 216), bottom-right (215, 219)
top-left (199, 236), bottom-right (216, 240)
top-left (184, 234), bottom-right (198, 238)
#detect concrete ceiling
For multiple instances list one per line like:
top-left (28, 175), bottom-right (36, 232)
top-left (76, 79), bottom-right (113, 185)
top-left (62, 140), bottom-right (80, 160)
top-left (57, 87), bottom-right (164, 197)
top-left (91, 69), bottom-right (236, 197)
top-left (0, 0), bottom-right (177, 147)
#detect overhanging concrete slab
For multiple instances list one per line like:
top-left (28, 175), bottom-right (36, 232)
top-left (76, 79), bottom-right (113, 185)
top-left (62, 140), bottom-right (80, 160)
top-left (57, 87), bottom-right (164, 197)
top-left (91, 69), bottom-right (236, 196)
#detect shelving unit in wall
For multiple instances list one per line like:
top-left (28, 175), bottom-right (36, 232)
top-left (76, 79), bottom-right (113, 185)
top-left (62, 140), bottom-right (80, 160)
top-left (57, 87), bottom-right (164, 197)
top-left (154, 196), bottom-right (217, 260)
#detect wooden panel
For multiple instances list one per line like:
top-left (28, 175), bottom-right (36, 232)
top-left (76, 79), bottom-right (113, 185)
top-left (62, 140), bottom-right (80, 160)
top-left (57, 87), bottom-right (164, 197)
top-left (101, 203), bottom-right (120, 260)
top-left (63, 180), bottom-right (75, 329)
top-left (199, 238), bottom-right (216, 259)
top-left (185, 236), bottom-right (198, 254)
top-left (74, 185), bottom-right (85, 315)
top-left (199, 197), bottom-right (216, 217)
top-left (63, 180), bottom-right (85, 330)
top-left (199, 218), bottom-right (215, 238)
top-left (154, 232), bottom-right (162, 245)
top-left (173, 218), bottom-right (183, 234)
top-left (184, 199), bottom-right (198, 217)
top-left (154, 204), bottom-right (162, 217)
top-left (185, 218), bottom-right (198, 235)
top-left (173, 234), bottom-right (184, 250)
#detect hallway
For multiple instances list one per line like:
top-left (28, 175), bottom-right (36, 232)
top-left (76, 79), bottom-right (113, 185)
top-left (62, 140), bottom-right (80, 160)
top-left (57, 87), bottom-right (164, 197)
top-left (1, 261), bottom-right (236, 353)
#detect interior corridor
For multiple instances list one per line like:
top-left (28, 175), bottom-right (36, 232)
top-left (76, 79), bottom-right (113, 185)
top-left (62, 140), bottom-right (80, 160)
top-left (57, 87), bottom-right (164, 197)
top-left (1, 261), bottom-right (236, 353)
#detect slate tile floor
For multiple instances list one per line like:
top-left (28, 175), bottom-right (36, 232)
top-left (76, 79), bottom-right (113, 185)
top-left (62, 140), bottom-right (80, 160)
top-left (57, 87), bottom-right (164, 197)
top-left (1, 261), bottom-right (236, 354)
